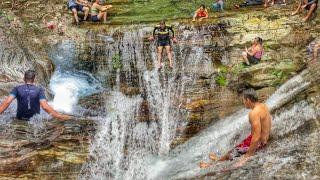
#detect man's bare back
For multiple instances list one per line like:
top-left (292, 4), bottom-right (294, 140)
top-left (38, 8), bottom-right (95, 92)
top-left (199, 89), bottom-right (272, 168)
top-left (249, 103), bottom-right (271, 145)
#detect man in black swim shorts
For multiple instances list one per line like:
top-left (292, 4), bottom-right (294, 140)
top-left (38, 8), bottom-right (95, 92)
top-left (149, 21), bottom-right (177, 69)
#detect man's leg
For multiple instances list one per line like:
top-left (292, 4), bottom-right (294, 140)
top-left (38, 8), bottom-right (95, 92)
top-left (242, 51), bottom-right (250, 65)
top-left (165, 45), bottom-right (173, 68)
top-left (303, 4), bottom-right (317, 22)
top-left (103, 11), bottom-right (107, 23)
top-left (157, 46), bottom-right (164, 69)
top-left (313, 44), bottom-right (320, 63)
top-left (199, 152), bottom-right (231, 168)
top-left (83, 7), bottom-right (89, 21)
top-left (292, 1), bottom-right (302, 15)
top-left (220, 1), bottom-right (224, 11)
top-left (97, 12), bottom-right (106, 22)
top-left (72, 8), bottom-right (79, 24)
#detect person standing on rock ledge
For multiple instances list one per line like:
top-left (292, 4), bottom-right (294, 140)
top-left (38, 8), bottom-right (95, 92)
top-left (149, 21), bottom-right (178, 70)
top-left (0, 70), bottom-right (72, 121)
top-left (199, 89), bottom-right (272, 168)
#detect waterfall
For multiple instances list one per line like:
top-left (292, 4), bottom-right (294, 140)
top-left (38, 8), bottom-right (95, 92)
top-left (48, 41), bottom-right (102, 114)
top-left (79, 24), bottom-right (222, 179)
top-left (149, 68), bottom-right (319, 179)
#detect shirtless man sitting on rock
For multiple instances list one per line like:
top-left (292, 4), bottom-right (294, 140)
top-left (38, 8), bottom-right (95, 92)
top-left (200, 88), bottom-right (272, 168)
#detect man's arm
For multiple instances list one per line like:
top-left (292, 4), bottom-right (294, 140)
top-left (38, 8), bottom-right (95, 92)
top-left (40, 100), bottom-right (72, 121)
top-left (153, 27), bottom-right (158, 38)
top-left (76, 0), bottom-right (89, 6)
top-left (148, 27), bottom-right (158, 41)
top-left (168, 26), bottom-right (175, 38)
top-left (0, 96), bottom-right (15, 114)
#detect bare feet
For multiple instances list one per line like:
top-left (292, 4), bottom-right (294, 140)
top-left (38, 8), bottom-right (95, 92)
top-left (169, 64), bottom-right (173, 69)
top-left (199, 161), bottom-right (211, 168)
top-left (291, 11), bottom-right (298, 16)
top-left (302, 16), bottom-right (309, 22)
top-left (209, 152), bottom-right (218, 161)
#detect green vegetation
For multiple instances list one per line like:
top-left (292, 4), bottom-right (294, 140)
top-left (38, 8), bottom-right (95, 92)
top-left (108, 0), bottom-right (242, 24)
top-left (112, 54), bottom-right (123, 70)
top-left (215, 65), bottom-right (228, 86)
top-left (215, 74), bottom-right (227, 86)
top-left (272, 69), bottom-right (288, 87)
top-left (230, 63), bottom-right (245, 76)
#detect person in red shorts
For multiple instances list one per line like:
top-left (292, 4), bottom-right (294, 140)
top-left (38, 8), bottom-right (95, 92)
top-left (200, 88), bottom-right (272, 168)
top-left (192, 5), bottom-right (209, 22)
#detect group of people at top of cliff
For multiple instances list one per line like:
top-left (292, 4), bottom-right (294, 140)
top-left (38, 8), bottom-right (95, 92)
top-left (68, 0), bottom-right (318, 25)
top-left (192, 0), bottom-right (318, 22)
top-left (68, 0), bottom-right (112, 25)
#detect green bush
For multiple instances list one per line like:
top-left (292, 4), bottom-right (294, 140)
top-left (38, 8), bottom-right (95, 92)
top-left (215, 74), bottom-right (228, 86)
top-left (112, 54), bottom-right (122, 70)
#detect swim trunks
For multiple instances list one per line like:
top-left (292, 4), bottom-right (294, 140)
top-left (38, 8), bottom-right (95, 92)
top-left (157, 39), bottom-right (171, 47)
top-left (305, 0), bottom-right (318, 11)
top-left (69, 4), bottom-right (84, 12)
top-left (91, 15), bottom-right (99, 22)
top-left (229, 134), bottom-right (265, 160)
top-left (247, 54), bottom-right (260, 64)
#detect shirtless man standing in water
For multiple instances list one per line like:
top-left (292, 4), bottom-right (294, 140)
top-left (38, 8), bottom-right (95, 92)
top-left (200, 88), bottom-right (272, 168)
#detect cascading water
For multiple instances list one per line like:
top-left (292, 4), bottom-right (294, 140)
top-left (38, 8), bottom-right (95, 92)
top-left (79, 23), bottom-right (319, 180)
top-left (148, 67), bottom-right (320, 179)
top-left (48, 41), bottom-right (102, 114)
top-left (79, 24), bottom-right (225, 179)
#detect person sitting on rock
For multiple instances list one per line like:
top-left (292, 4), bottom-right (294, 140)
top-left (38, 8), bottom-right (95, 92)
top-left (212, 0), bottom-right (224, 11)
top-left (241, 37), bottom-right (264, 66)
top-left (148, 21), bottom-right (178, 69)
top-left (199, 89), bottom-right (272, 168)
top-left (291, 0), bottom-right (318, 22)
top-left (91, 0), bottom-right (113, 23)
top-left (192, 5), bottom-right (209, 21)
top-left (312, 42), bottom-right (320, 63)
top-left (0, 70), bottom-right (71, 121)
top-left (68, 0), bottom-right (91, 25)
top-left (234, 0), bottom-right (264, 8)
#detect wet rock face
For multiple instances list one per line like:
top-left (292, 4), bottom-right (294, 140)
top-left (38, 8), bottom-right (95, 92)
top-left (0, 11), bottom-right (53, 96)
top-left (199, 64), bottom-right (320, 179)
top-left (73, 7), bottom-right (319, 147)
top-left (0, 119), bottom-right (95, 179)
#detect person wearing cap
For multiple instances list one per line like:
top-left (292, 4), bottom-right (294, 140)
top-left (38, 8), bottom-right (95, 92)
top-left (0, 70), bottom-right (72, 121)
